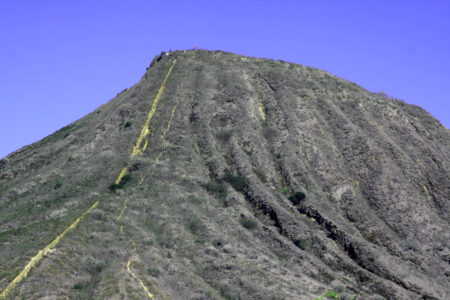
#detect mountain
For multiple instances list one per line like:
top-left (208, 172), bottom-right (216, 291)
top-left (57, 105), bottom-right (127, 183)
top-left (0, 50), bottom-right (448, 300)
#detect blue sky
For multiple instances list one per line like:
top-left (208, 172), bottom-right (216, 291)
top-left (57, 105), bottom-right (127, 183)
top-left (0, 1), bottom-right (449, 158)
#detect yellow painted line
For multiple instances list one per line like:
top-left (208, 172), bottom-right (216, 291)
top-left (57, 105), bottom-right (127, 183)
top-left (131, 60), bottom-right (177, 157)
top-left (127, 260), bottom-right (154, 299)
top-left (122, 58), bottom-right (189, 299)
top-left (138, 175), bottom-right (146, 186)
top-left (422, 184), bottom-right (430, 196)
top-left (0, 201), bottom-right (99, 299)
top-left (117, 198), bottom-right (128, 220)
top-left (138, 56), bottom-right (190, 185)
top-left (115, 166), bottom-right (129, 185)
top-left (114, 59), bottom-right (178, 299)
top-left (142, 139), bottom-right (149, 152)
top-left (259, 103), bottom-right (266, 120)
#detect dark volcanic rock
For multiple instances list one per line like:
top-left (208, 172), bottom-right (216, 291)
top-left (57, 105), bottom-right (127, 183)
top-left (0, 50), bottom-right (448, 299)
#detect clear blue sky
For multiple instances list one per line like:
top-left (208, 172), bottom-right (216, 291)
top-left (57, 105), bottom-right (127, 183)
top-left (1, 1), bottom-right (449, 158)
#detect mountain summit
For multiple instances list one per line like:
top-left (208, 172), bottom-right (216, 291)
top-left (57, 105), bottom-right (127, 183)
top-left (0, 50), bottom-right (448, 299)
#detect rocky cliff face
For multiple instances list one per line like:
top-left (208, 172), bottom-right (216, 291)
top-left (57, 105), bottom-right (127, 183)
top-left (0, 50), bottom-right (448, 299)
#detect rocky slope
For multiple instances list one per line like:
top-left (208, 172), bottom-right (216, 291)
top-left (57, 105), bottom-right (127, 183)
top-left (0, 50), bottom-right (448, 299)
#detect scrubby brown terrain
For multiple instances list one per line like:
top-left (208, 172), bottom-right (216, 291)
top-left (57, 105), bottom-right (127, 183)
top-left (0, 50), bottom-right (449, 299)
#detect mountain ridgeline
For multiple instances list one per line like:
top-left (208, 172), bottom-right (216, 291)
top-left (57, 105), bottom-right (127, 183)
top-left (0, 50), bottom-right (448, 299)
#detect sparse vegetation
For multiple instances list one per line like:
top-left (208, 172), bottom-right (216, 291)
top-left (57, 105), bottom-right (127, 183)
top-left (187, 218), bottom-right (205, 235)
top-left (294, 238), bottom-right (307, 250)
top-left (223, 172), bottom-right (244, 192)
top-left (277, 186), bottom-right (290, 195)
top-left (147, 266), bottom-right (161, 277)
top-left (216, 130), bottom-right (232, 141)
top-left (315, 289), bottom-right (340, 300)
top-left (288, 191), bottom-right (306, 205)
top-left (73, 283), bottom-right (83, 290)
top-left (0, 50), bottom-right (445, 299)
top-left (239, 217), bottom-right (257, 230)
top-left (203, 181), bottom-right (227, 199)
top-left (54, 181), bottom-right (63, 189)
top-left (108, 174), bottom-right (132, 191)
top-left (190, 194), bottom-right (205, 204)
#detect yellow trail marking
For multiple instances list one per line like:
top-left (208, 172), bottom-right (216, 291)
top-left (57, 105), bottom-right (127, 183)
top-left (116, 59), bottom-right (178, 299)
top-left (127, 260), bottom-right (154, 299)
top-left (138, 175), bottom-right (146, 186)
top-left (1, 59), bottom-right (179, 299)
top-left (115, 166), bottom-right (129, 185)
top-left (122, 57), bottom-right (188, 299)
top-left (131, 60), bottom-right (177, 157)
top-left (422, 184), bottom-right (430, 196)
top-left (142, 139), bottom-right (149, 152)
top-left (138, 56), bottom-right (190, 185)
top-left (117, 198), bottom-right (128, 220)
top-left (259, 103), bottom-right (266, 120)
top-left (0, 201), bottom-right (99, 299)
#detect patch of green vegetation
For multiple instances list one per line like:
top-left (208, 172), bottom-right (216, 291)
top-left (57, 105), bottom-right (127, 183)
top-left (288, 191), bottom-right (306, 205)
top-left (325, 290), bottom-right (340, 299)
top-left (147, 266), bottom-right (161, 278)
top-left (109, 174), bottom-right (132, 192)
top-left (219, 289), bottom-right (233, 300)
top-left (239, 217), bottom-right (257, 230)
top-left (277, 186), bottom-right (290, 195)
top-left (315, 289), bottom-right (341, 300)
top-left (203, 181), bottom-right (227, 199)
top-left (54, 181), bottom-right (63, 189)
top-left (73, 283), bottom-right (83, 290)
top-left (267, 61), bottom-right (277, 68)
top-left (204, 290), bottom-right (213, 297)
top-left (294, 238), bottom-right (307, 250)
top-left (190, 194), bottom-right (205, 204)
top-left (223, 172), bottom-right (244, 192)
top-left (187, 218), bottom-right (205, 235)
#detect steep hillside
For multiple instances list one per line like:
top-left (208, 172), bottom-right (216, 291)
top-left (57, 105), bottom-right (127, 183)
top-left (0, 50), bottom-right (448, 299)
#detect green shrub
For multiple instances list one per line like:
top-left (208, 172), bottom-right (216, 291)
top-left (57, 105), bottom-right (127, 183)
top-left (109, 174), bottom-right (132, 192)
top-left (203, 182), bottom-right (227, 198)
top-left (325, 290), bottom-right (340, 299)
top-left (219, 290), bottom-right (233, 300)
top-left (288, 191), bottom-right (306, 205)
top-left (120, 174), bottom-right (132, 184)
top-left (239, 217), bottom-right (257, 230)
top-left (295, 238), bottom-right (307, 250)
top-left (54, 181), bottom-right (63, 189)
top-left (190, 194), bottom-right (204, 204)
top-left (187, 218), bottom-right (205, 235)
top-left (223, 172), bottom-right (244, 192)
top-left (73, 283), bottom-right (83, 290)
top-left (147, 266), bottom-right (161, 277)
